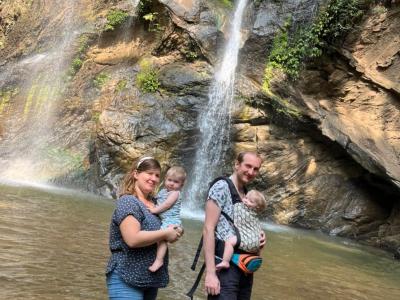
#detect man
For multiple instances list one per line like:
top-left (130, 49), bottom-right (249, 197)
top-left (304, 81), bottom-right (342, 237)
top-left (203, 151), bottom-right (265, 299)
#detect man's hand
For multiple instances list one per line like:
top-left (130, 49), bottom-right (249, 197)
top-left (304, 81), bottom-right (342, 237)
top-left (205, 271), bottom-right (220, 296)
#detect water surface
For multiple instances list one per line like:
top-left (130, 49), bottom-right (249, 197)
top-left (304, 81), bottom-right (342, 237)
top-left (0, 184), bottom-right (399, 299)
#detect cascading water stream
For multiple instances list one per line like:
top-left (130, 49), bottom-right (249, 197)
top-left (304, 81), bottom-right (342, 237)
top-left (0, 1), bottom-right (82, 183)
top-left (184, 0), bottom-right (248, 212)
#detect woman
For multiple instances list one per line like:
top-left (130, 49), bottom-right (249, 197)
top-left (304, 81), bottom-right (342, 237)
top-left (106, 156), bottom-right (182, 299)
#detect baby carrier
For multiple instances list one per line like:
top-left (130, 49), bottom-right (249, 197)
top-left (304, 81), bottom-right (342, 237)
top-left (186, 177), bottom-right (263, 299)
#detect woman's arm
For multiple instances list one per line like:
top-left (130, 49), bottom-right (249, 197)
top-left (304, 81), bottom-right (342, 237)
top-left (120, 215), bottom-right (180, 248)
top-left (149, 191), bottom-right (179, 214)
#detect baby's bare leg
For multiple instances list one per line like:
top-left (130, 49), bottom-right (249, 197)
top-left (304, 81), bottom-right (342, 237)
top-left (216, 236), bottom-right (237, 270)
top-left (149, 241), bottom-right (168, 272)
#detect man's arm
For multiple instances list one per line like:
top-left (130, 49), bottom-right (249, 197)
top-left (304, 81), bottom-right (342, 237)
top-left (203, 200), bottom-right (221, 296)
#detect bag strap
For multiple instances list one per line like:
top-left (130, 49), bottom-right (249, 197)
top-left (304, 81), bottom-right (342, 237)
top-left (186, 263), bottom-right (205, 300)
top-left (190, 236), bottom-right (203, 271)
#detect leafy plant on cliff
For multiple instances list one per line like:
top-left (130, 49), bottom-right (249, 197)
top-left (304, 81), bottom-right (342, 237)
top-left (137, 0), bottom-right (162, 32)
top-left (264, 0), bottom-right (365, 83)
top-left (68, 35), bottom-right (90, 77)
top-left (116, 79), bottom-right (128, 92)
top-left (103, 9), bottom-right (129, 32)
top-left (45, 146), bottom-right (83, 171)
top-left (0, 87), bottom-right (18, 113)
top-left (143, 12), bottom-right (161, 32)
top-left (138, 0), bottom-right (152, 16)
top-left (72, 58), bottom-right (83, 72)
top-left (180, 40), bottom-right (199, 62)
top-left (91, 111), bottom-right (101, 122)
top-left (94, 72), bottom-right (110, 88)
top-left (136, 59), bottom-right (160, 93)
top-left (218, 0), bottom-right (233, 9)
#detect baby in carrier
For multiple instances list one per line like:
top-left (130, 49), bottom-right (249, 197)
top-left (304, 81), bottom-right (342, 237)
top-left (216, 189), bottom-right (267, 270)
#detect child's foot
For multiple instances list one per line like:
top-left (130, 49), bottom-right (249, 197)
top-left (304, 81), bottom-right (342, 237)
top-left (149, 259), bottom-right (163, 272)
top-left (216, 260), bottom-right (230, 271)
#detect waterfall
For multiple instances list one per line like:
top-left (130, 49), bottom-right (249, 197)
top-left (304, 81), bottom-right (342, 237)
top-left (184, 0), bottom-right (248, 211)
top-left (0, 1), bottom-right (82, 183)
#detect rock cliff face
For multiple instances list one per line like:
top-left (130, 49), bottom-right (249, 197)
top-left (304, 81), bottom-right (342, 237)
top-left (257, 3), bottom-right (400, 255)
top-left (0, 0), bottom-right (399, 255)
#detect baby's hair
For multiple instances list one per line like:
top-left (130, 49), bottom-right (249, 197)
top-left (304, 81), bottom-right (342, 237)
top-left (247, 189), bottom-right (267, 212)
top-left (166, 166), bottom-right (187, 183)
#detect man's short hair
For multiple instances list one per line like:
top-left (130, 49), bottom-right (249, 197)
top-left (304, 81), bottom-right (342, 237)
top-left (236, 151), bottom-right (262, 164)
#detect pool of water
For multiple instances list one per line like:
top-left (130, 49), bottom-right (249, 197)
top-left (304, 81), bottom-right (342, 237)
top-left (0, 184), bottom-right (399, 299)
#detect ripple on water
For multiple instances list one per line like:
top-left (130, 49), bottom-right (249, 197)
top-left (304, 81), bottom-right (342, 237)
top-left (1, 184), bottom-right (400, 300)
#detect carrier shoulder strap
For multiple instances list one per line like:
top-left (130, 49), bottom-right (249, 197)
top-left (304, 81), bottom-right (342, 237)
top-left (209, 176), bottom-right (243, 205)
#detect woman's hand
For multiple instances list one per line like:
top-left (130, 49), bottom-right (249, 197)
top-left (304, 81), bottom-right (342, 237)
top-left (164, 226), bottom-right (181, 243)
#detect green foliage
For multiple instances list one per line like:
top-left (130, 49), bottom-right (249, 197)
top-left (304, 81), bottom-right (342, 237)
top-left (136, 59), bottom-right (160, 93)
top-left (94, 72), bottom-right (110, 88)
top-left (183, 50), bottom-right (198, 62)
top-left (214, 13), bottom-right (224, 31)
top-left (180, 41), bottom-right (199, 62)
top-left (45, 146), bottom-right (83, 170)
top-left (78, 35), bottom-right (89, 54)
top-left (265, 0), bottom-right (365, 82)
top-left (72, 58), bottom-right (83, 72)
top-left (218, 0), bottom-right (233, 9)
top-left (142, 12), bottom-right (161, 32)
top-left (104, 9), bottom-right (129, 32)
top-left (68, 34), bottom-right (90, 78)
top-left (262, 65), bottom-right (275, 93)
top-left (91, 111), bottom-right (101, 122)
top-left (372, 5), bottom-right (387, 14)
top-left (138, 0), bottom-right (153, 17)
top-left (143, 12), bottom-right (157, 22)
top-left (0, 87), bottom-right (18, 113)
top-left (137, 1), bottom-right (162, 32)
top-left (116, 79), bottom-right (128, 92)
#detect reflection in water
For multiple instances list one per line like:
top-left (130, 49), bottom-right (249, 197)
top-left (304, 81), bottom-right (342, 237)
top-left (0, 184), bottom-right (399, 300)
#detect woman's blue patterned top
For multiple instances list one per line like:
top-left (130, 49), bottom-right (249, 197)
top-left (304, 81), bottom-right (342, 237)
top-left (106, 195), bottom-right (169, 288)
